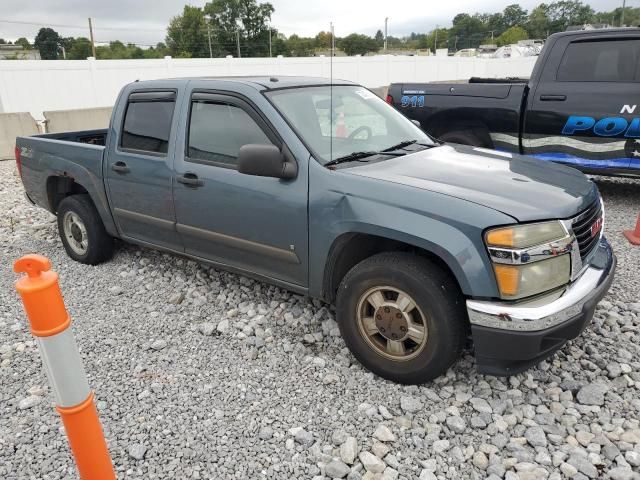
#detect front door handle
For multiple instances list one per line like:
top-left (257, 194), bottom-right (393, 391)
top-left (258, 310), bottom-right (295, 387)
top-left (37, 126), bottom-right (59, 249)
top-left (111, 161), bottom-right (130, 173)
top-left (539, 94), bottom-right (566, 102)
top-left (176, 173), bottom-right (204, 188)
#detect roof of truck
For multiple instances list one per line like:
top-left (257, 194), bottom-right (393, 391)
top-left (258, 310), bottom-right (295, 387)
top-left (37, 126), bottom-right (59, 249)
top-left (158, 76), bottom-right (357, 90)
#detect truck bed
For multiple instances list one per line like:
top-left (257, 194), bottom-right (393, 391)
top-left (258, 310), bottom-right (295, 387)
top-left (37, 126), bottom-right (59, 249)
top-left (17, 129), bottom-right (108, 214)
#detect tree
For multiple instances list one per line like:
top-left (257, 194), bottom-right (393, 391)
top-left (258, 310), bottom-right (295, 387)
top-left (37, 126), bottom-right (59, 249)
top-left (34, 27), bottom-right (61, 59)
top-left (503, 4), bottom-right (528, 27)
top-left (315, 31), bottom-right (332, 49)
top-left (166, 6), bottom-right (210, 58)
top-left (15, 37), bottom-right (31, 49)
top-left (285, 34), bottom-right (315, 56)
top-left (67, 37), bottom-right (92, 59)
top-left (526, 4), bottom-right (552, 38)
top-left (203, 0), bottom-right (275, 57)
top-left (339, 33), bottom-right (378, 56)
top-left (374, 29), bottom-right (384, 46)
top-left (449, 13), bottom-right (485, 49)
top-left (496, 26), bottom-right (529, 46)
top-left (548, 0), bottom-right (594, 30)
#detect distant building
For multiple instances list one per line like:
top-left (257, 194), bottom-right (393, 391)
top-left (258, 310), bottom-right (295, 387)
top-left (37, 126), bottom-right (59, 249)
top-left (0, 45), bottom-right (41, 60)
top-left (566, 24), bottom-right (612, 31)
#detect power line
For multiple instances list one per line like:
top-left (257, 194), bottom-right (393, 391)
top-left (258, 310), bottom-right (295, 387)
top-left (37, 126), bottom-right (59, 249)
top-left (0, 18), bottom-right (166, 32)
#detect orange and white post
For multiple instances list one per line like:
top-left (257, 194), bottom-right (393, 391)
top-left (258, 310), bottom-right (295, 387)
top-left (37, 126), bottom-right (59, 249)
top-left (14, 254), bottom-right (115, 480)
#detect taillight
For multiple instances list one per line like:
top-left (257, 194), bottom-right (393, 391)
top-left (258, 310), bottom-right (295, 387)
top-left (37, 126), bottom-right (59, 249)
top-left (385, 94), bottom-right (394, 105)
top-left (15, 145), bottom-right (23, 178)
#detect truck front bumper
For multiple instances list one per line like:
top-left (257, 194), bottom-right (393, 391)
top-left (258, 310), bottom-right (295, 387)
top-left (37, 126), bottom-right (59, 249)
top-left (466, 237), bottom-right (615, 376)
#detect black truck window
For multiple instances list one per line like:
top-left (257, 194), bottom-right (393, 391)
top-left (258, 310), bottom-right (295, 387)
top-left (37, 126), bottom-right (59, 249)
top-left (121, 93), bottom-right (176, 155)
top-left (187, 101), bottom-right (272, 167)
top-left (557, 39), bottom-right (640, 82)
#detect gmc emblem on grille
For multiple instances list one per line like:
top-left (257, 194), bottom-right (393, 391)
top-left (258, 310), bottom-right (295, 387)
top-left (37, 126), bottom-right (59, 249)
top-left (591, 217), bottom-right (603, 238)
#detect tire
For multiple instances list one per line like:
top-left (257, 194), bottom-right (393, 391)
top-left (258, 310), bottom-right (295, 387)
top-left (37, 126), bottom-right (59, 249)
top-left (439, 129), bottom-right (491, 148)
top-left (336, 252), bottom-right (466, 384)
top-left (57, 194), bottom-right (114, 265)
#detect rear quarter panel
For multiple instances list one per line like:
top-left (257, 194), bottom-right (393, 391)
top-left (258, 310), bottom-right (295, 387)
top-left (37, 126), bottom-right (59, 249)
top-left (390, 82), bottom-right (527, 152)
top-left (16, 136), bottom-right (118, 236)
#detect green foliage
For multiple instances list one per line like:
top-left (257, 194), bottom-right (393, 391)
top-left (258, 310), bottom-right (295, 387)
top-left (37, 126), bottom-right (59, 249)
top-left (166, 5), bottom-right (210, 58)
top-left (12, 0), bottom-right (637, 60)
top-left (496, 26), bottom-right (529, 46)
top-left (67, 37), bottom-right (92, 59)
top-left (15, 37), bottom-right (31, 49)
top-left (203, 0), bottom-right (275, 57)
top-left (339, 34), bottom-right (379, 56)
top-left (34, 27), bottom-right (61, 59)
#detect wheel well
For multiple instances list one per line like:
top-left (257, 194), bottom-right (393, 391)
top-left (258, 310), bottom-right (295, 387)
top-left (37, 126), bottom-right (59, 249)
top-left (425, 111), bottom-right (493, 147)
top-left (46, 176), bottom-right (89, 213)
top-left (322, 232), bottom-right (460, 303)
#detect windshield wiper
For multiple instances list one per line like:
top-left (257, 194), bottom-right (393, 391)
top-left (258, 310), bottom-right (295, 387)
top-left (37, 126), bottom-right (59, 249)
top-left (324, 150), bottom-right (405, 167)
top-left (382, 139), bottom-right (435, 151)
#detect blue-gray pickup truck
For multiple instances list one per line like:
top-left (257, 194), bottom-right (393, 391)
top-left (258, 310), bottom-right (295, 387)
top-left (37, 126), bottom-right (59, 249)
top-left (15, 76), bottom-right (615, 383)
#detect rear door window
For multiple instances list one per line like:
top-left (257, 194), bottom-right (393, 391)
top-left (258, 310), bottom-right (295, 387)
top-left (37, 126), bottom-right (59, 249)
top-left (557, 39), bottom-right (640, 82)
top-left (121, 91), bottom-right (176, 155)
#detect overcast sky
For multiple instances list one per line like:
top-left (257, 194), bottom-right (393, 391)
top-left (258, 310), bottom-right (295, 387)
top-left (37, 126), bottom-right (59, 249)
top-left (0, 0), bottom-right (620, 46)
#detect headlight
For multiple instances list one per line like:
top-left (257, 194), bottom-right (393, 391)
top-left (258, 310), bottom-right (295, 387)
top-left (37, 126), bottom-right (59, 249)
top-left (485, 221), bottom-right (572, 300)
top-left (486, 221), bottom-right (566, 248)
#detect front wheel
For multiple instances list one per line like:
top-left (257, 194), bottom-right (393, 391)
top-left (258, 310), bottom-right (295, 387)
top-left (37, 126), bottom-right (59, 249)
top-left (57, 195), bottom-right (114, 265)
top-left (336, 252), bottom-right (466, 384)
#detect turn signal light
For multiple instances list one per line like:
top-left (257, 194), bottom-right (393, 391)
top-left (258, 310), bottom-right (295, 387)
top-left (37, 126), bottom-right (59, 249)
top-left (486, 228), bottom-right (514, 247)
top-left (385, 94), bottom-right (394, 105)
top-left (493, 264), bottom-right (519, 296)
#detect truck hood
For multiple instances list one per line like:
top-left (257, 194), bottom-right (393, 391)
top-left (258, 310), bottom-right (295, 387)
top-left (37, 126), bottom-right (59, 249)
top-left (343, 144), bottom-right (598, 222)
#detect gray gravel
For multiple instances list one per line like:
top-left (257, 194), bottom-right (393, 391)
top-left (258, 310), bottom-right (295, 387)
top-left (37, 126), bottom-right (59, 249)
top-left (1, 160), bottom-right (639, 479)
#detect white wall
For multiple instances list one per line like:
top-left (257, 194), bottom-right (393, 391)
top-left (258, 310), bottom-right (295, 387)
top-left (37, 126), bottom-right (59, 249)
top-left (0, 55), bottom-right (537, 120)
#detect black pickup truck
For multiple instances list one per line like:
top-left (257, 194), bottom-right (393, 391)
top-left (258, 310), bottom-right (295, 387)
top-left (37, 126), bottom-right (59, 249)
top-left (387, 28), bottom-right (640, 177)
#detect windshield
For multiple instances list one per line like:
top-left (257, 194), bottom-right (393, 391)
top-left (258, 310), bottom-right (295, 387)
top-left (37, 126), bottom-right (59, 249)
top-left (266, 85), bottom-right (435, 164)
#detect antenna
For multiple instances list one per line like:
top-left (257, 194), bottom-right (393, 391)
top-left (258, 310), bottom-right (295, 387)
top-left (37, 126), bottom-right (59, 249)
top-left (330, 21), bottom-right (334, 162)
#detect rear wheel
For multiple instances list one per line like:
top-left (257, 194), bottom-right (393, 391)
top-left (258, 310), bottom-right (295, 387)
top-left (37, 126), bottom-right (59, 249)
top-left (336, 252), bottom-right (467, 384)
top-left (57, 195), bottom-right (114, 265)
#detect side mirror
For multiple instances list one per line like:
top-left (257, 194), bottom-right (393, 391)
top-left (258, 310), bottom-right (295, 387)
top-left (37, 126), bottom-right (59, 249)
top-left (237, 144), bottom-right (297, 180)
top-left (410, 119), bottom-right (421, 128)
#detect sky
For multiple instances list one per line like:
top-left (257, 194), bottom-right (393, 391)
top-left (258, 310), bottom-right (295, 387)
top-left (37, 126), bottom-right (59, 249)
top-left (0, 0), bottom-right (620, 46)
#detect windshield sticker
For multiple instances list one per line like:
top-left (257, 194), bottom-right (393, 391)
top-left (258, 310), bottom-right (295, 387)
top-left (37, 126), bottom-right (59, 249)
top-left (354, 89), bottom-right (376, 100)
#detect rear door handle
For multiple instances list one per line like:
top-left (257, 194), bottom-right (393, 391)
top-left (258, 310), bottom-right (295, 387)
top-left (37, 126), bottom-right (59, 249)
top-left (111, 161), bottom-right (130, 173)
top-left (539, 94), bottom-right (566, 102)
top-left (176, 173), bottom-right (204, 188)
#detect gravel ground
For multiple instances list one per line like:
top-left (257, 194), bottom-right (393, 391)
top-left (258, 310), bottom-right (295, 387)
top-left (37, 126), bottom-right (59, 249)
top-left (1, 160), bottom-right (639, 480)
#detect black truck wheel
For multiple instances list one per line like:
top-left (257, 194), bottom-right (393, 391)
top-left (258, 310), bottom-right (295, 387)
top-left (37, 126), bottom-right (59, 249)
top-left (335, 252), bottom-right (466, 384)
top-left (57, 195), bottom-right (114, 265)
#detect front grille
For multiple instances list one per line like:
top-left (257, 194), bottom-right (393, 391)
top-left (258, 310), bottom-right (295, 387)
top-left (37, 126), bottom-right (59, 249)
top-left (572, 199), bottom-right (603, 260)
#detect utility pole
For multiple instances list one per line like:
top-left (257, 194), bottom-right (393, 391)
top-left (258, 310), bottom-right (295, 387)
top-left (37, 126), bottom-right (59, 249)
top-left (204, 14), bottom-right (213, 58)
top-left (236, 30), bottom-right (241, 58)
top-left (269, 28), bottom-right (272, 57)
top-left (621, 0), bottom-right (626, 26)
top-left (454, 35), bottom-right (458, 51)
top-left (384, 17), bottom-right (389, 52)
top-left (88, 17), bottom-right (96, 58)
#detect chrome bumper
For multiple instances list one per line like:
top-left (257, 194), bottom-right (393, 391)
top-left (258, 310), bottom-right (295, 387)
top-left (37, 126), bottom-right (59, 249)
top-left (467, 238), bottom-right (615, 332)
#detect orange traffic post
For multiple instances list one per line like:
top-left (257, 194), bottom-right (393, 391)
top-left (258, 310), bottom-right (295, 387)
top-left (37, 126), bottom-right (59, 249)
top-left (623, 213), bottom-right (640, 246)
top-left (14, 254), bottom-right (116, 480)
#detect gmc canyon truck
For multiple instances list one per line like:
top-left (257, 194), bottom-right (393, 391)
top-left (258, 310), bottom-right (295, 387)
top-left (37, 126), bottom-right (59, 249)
top-left (16, 76), bottom-right (615, 383)
top-left (387, 28), bottom-right (640, 177)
